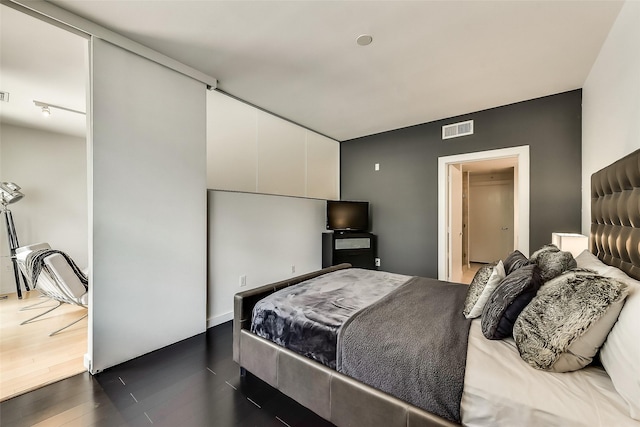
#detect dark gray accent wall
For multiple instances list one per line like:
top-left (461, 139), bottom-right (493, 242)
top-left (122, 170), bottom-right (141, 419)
top-left (340, 90), bottom-right (582, 278)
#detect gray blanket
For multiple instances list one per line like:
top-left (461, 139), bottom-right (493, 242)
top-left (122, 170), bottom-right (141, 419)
top-left (251, 268), bottom-right (410, 368)
top-left (337, 276), bottom-right (471, 423)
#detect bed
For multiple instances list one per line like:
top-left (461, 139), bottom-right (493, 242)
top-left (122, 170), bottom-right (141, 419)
top-left (233, 148), bottom-right (640, 427)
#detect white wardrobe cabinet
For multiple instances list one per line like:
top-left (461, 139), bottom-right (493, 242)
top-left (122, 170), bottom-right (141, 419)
top-left (206, 90), bottom-right (339, 200)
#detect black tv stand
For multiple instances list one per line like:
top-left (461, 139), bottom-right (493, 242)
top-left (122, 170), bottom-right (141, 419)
top-left (322, 231), bottom-right (377, 270)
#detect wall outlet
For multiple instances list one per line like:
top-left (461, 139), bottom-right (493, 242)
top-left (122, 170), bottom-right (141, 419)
top-left (374, 163), bottom-right (380, 171)
top-left (375, 258), bottom-right (381, 267)
top-left (291, 265), bottom-right (296, 274)
top-left (239, 275), bottom-right (247, 287)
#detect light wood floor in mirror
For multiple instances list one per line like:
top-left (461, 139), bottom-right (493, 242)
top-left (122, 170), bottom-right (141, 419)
top-left (461, 262), bottom-right (483, 284)
top-left (0, 290), bottom-right (87, 402)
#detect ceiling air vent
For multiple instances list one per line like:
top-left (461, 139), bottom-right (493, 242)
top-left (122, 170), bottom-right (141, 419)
top-left (0, 91), bottom-right (9, 103)
top-left (442, 120), bottom-right (473, 140)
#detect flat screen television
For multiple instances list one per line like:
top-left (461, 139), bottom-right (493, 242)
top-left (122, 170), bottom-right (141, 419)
top-left (326, 200), bottom-right (369, 231)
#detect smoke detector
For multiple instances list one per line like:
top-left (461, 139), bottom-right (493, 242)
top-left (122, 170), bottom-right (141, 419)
top-left (356, 34), bottom-right (373, 46)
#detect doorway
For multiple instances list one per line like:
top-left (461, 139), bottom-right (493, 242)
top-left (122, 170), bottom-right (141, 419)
top-left (0, 3), bottom-right (89, 400)
top-left (438, 146), bottom-right (530, 281)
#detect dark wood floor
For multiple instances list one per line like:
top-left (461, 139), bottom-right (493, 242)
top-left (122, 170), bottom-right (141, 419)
top-left (0, 321), bottom-right (336, 427)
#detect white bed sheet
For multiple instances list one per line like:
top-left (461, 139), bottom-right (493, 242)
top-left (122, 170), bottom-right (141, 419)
top-left (461, 320), bottom-right (639, 427)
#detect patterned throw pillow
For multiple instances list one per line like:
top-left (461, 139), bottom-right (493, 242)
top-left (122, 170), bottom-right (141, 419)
top-left (463, 261), bottom-right (506, 319)
top-left (513, 270), bottom-right (628, 372)
top-left (529, 244), bottom-right (559, 260)
top-left (481, 264), bottom-right (542, 340)
top-left (503, 250), bottom-right (531, 275)
top-left (462, 263), bottom-right (495, 316)
top-left (530, 244), bottom-right (577, 282)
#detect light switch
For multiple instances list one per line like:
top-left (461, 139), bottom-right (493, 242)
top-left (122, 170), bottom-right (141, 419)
top-left (374, 163), bottom-right (380, 171)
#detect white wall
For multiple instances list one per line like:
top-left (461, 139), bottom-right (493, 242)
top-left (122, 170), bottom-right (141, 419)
top-left (89, 39), bottom-right (207, 373)
top-left (208, 190), bottom-right (325, 326)
top-left (582, 1), bottom-right (640, 234)
top-left (0, 124), bottom-right (87, 295)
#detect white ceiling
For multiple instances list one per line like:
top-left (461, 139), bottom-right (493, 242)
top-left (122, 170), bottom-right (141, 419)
top-left (0, 4), bottom-right (87, 138)
top-left (1, 1), bottom-right (624, 141)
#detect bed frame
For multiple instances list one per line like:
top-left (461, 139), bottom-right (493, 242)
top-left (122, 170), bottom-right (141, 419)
top-left (233, 148), bottom-right (640, 427)
top-left (233, 264), bottom-right (456, 427)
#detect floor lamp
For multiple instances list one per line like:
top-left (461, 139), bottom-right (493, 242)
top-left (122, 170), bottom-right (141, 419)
top-left (1, 182), bottom-right (29, 299)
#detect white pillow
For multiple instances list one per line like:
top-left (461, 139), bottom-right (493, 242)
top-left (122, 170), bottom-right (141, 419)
top-left (575, 250), bottom-right (615, 275)
top-left (465, 260), bottom-right (506, 319)
top-left (577, 250), bottom-right (640, 420)
top-left (600, 272), bottom-right (640, 420)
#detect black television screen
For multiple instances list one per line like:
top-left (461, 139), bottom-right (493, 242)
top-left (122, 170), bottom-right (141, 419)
top-left (326, 200), bottom-right (369, 231)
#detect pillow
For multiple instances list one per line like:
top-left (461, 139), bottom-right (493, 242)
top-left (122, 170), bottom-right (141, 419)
top-left (462, 263), bottom-right (494, 316)
top-left (503, 250), bottom-right (530, 275)
top-left (529, 243), bottom-right (559, 260)
top-left (463, 261), bottom-right (506, 319)
top-left (571, 250), bottom-right (640, 419)
top-left (575, 249), bottom-right (617, 276)
top-left (530, 245), bottom-right (577, 282)
top-left (598, 269), bottom-right (640, 420)
top-left (513, 270), bottom-right (628, 372)
top-left (481, 264), bottom-right (542, 340)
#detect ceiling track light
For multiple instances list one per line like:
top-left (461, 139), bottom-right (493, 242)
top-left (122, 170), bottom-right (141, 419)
top-left (33, 100), bottom-right (85, 117)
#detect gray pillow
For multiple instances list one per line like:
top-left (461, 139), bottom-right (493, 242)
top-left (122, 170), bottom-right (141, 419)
top-left (503, 250), bottom-right (530, 275)
top-left (481, 264), bottom-right (542, 340)
top-left (514, 270), bottom-right (628, 372)
top-left (462, 263), bottom-right (496, 317)
top-left (530, 244), bottom-right (577, 282)
top-left (529, 243), bottom-right (559, 260)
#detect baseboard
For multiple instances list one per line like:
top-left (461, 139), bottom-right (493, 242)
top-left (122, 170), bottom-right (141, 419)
top-left (207, 311), bottom-right (233, 328)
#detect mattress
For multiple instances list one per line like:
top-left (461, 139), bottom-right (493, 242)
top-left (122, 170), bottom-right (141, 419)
top-left (250, 268), bottom-right (410, 368)
top-left (461, 320), bottom-right (639, 427)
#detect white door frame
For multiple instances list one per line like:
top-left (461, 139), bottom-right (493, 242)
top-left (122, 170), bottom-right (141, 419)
top-left (448, 164), bottom-right (464, 282)
top-left (438, 146), bottom-right (530, 280)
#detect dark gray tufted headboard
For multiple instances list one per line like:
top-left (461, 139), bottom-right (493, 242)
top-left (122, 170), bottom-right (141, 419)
top-left (591, 148), bottom-right (640, 280)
